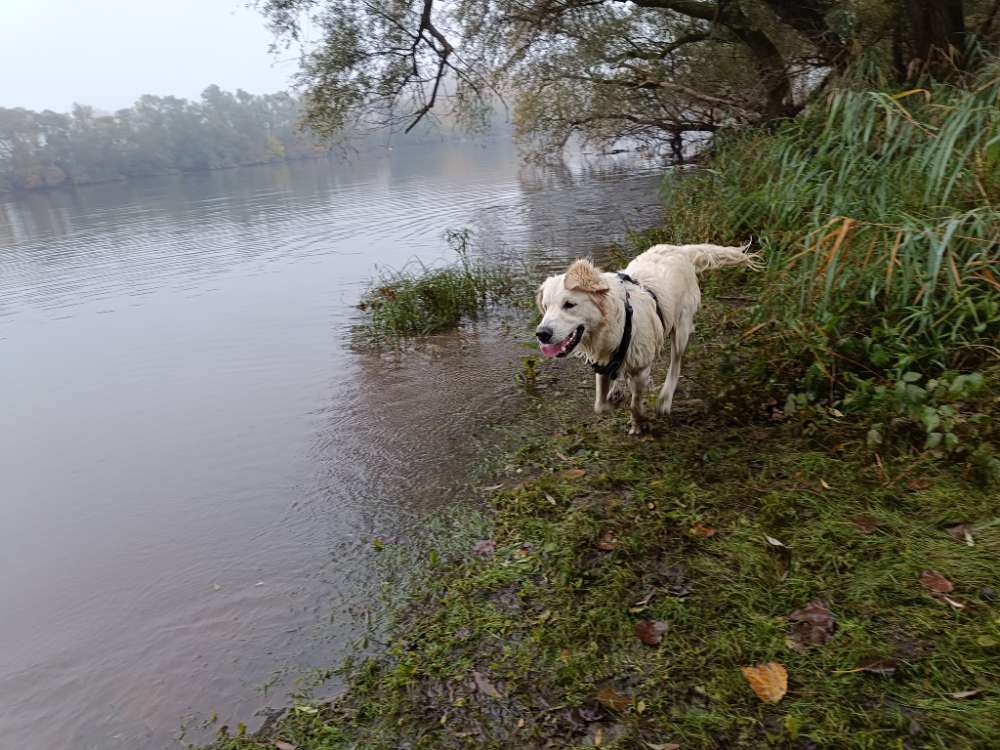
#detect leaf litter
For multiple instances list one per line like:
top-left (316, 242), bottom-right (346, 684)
top-left (471, 539), bottom-right (496, 557)
top-left (787, 600), bottom-right (837, 649)
top-left (946, 523), bottom-right (974, 546)
top-left (595, 530), bottom-right (619, 551)
top-left (852, 514), bottom-right (881, 534)
top-left (634, 620), bottom-right (668, 646)
top-left (594, 686), bottom-right (631, 712)
top-left (690, 521), bottom-right (716, 538)
top-left (472, 671), bottom-right (503, 699)
top-left (919, 570), bottom-right (954, 593)
top-left (741, 662), bottom-right (788, 703)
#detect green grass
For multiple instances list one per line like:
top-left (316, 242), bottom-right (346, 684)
top-left (356, 229), bottom-right (521, 340)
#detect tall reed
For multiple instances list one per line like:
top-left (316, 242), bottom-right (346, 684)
top-left (662, 60), bottom-right (1000, 386)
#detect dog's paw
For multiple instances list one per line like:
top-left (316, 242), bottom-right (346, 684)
top-left (594, 400), bottom-right (614, 414)
top-left (628, 418), bottom-right (650, 436)
top-left (607, 384), bottom-right (627, 407)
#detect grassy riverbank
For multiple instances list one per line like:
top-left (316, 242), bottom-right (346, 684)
top-left (201, 67), bottom-right (999, 750)
top-left (204, 293), bottom-right (999, 750)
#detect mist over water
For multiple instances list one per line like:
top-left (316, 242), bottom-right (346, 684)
top-left (0, 139), bottom-right (663, 749)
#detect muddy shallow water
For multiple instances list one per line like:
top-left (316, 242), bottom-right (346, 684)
top-left (0, 139), bottom-right (663, 749)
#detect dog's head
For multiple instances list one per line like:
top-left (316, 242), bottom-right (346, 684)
top-left (535, 259), bottom-right (609, 359)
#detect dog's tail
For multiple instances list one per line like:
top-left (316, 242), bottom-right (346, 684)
top-left (658, 242), bottom-right (762, 273)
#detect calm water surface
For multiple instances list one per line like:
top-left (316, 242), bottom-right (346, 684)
top-left (0, 139), bottom-right (662, 750)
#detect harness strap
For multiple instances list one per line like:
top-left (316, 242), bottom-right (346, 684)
top-left (591, 290), bottom-right (632, 382)
top-left (616, 272), bottom-right (665, 331)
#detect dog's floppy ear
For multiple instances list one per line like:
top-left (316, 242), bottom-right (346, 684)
top-left (535, 283), bottom-right (545, 312)
top-left (564, 259), bottom-right (609, 295)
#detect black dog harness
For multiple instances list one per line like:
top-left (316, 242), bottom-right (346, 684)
top-left (617, 272), bottom-right (666, 330)
top-left (590, 273), bottom-right (665, 382)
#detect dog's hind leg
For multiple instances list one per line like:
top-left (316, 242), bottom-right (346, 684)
top-left (629, 367), bottom-right (651, 435)
top-left (594, 373), bottom-right (613, 413)
top-left (657, 316), bottom-right (692, 416)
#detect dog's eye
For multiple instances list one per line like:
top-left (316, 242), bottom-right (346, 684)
top-left (562, 301), bottom-right (576, 310)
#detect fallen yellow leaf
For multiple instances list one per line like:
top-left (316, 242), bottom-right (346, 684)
top-left (741, 662), bottom-right (788, 703)
top-left (595, 686), bottom-right (631, 712)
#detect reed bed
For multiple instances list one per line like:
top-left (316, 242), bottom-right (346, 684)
top-left (662, 60), bottom-right (1000, 385)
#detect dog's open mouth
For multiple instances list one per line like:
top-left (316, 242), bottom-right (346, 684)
top-left (540, 325), bottom-right (584, 359)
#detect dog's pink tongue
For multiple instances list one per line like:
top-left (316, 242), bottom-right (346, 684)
top-left (540, 342), bottom-right (563, 359)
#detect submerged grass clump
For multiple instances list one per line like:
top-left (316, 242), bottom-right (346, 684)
top-left (357, 229), bottom-right (521, 340)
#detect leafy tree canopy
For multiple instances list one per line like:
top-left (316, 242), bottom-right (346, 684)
top-left (261, 0), bottom-right (999, 154)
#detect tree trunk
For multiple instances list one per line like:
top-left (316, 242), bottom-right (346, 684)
top-left (732, 26), bottom-right (796, 122)
top-left (760, 0), bottom-right (849, 69)
top-left (902, 0), bottom-right (967, 77)
top-left (629, 0), bottom-right (797, 122)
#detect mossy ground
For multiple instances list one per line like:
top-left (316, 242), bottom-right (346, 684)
top-left (202, 283), bottom-right (999, 750)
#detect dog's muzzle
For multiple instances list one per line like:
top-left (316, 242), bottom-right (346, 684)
top-left (538, 325), bottom-right (584, 359)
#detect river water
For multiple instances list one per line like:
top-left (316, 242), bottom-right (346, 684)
top-left (0, 138), bottom-right (662, 750)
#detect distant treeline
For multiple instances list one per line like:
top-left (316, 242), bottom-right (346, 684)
top-left (0, 86), bottom-right (333, 194)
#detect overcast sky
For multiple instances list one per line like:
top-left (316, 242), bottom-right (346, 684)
top-left (0, 0), bottom-right (300, 112)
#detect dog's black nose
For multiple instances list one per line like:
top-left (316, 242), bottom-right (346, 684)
top-left (536, 326), bottom-right (553, 344)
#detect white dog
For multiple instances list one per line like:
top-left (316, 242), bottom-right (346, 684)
top-left (535, 243), bottom-right (760, 434)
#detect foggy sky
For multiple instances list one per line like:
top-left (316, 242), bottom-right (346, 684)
top-left (0, 0), bottom-right (299, 112)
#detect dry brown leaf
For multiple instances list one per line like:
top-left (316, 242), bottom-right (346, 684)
top-left (819, 479), bottom-right (832, 490)
top-left (919, 570), bottom-right (954, 593)
top-left (787, 600), bottom-right (837, 648)
top-left (561, 468), bottom-right (587, 480)
top-left (559, 647), bottom-right (572, 662)
top-left (764, 535), bottom-right (788, 548)
top-left (906, 477), bottom-right (932, 491)
top-left (634, 620), bottom-right (668, 647)
top-left (595, 530), bottom-right (618, 551)
top-left (274, 742), bottom-right (298, 750)
top-left (946, 524), bottom-right (975, 547)
top-left (595, 686), bottom-right (631, 712)
top-left (690, 521), bottom-right (717, 538)
top-left (852, 514), bottom-right (881, 534)
top-left (472, 671), bottom-right (503, 699)
top-left (741, 662), bottom-right (788, 703)
top-left (471, 539), bottom-right (496, 557)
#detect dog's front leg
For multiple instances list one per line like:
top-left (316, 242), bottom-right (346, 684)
top-left (594, 373), bottom-right (613, 413)
top-left (628, 367), bottom-right (651, 435)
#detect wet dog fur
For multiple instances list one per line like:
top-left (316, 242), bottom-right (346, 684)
top-left (535, 243), bottom-right (759, 434)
